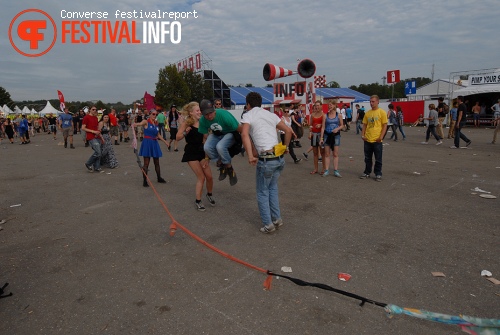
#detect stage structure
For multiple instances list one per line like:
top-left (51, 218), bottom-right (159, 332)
top-left (174, 51), bottom-right (231, 108)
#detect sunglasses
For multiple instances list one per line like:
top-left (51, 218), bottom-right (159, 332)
top-left (91, 108), bottom-right (96, 111)
top-left (151, 113), bottom-right (157, 116)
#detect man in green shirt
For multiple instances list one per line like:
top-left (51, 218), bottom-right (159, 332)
top-left (156, 109), bottom-right (167, 140)
top-left (199, 99), bottom-right (242, 186)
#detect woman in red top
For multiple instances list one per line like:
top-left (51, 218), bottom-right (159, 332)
top-left (308, 101), bottom-right (326, 175)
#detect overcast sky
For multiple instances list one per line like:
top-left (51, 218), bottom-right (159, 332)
top-left (1, 0), bottom-right (499, 104)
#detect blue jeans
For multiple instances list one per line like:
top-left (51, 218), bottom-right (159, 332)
top-left (356, 120), bottom-right (362, 134)
top-left (363, 141), bottom-right (383, 176)
top-left (86, 138), bottom-right (102, 170)
top-left (158, 123), bottom-right (166, 140)
top-left (454, 122), bottom-right (470, 147)
top-left (204, 133), bottom-right (235, 165)
top-left (256, 157), bottom-right (285, 226)
top-left (390, 124), bottom-right (406, 139)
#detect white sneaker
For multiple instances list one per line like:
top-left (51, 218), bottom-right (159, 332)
top-left (450, 146), bottom-right (458, 149)
top-left (436, 141), bottom-right (443, 145)
top-left (421, 142), bottom-right (428, 145)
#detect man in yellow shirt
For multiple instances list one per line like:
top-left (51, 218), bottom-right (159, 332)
top-left (360, 95), bottom-right (388, 181)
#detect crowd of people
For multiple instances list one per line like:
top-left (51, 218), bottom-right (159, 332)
top-left (3, 93), bottom-right (498, 234)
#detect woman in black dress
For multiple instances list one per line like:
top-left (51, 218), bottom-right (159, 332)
top-left (2, 119), bottom-right (15, 143)
top-left (177, 102), bottom-right (215, 211)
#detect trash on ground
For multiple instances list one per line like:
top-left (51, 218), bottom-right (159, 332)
top-left (471, 187), bottom-right (491, 194)
top-left (431, 272), bottom-right (446, 277)
top-left (481, 270), bottom-right (492, 277)
top-left (10, 204), bottom-right (21, 207)
top-left (428, 160), bottom-right (438, 163)
top-left (479, 194), bottom-right (497, 199)
top-left (0, 220), bottom-right (6, 224)
top-left (413, 172), bottom-right (421, 175)
top-left (486, 277), bottom-right (500, 285)
top-left (281, 266), bottom-right (292, 273)
top-left (337, 273), bottom-right (351, 281)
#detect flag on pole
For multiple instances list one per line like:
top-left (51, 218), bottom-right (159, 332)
top-left (57, 90), bottom-right (65, 111)
top-left (144, 91), bottom-right (155, 111)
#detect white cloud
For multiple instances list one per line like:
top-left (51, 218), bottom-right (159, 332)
top-left (1, 0), bottom-right (499, 102)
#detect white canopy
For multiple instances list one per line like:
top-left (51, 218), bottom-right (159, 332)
top-left (452, 83), bottom-right (500, 98)
top-left (2, 105), bottom-right (14, 114)
top-left (14, 106), bottom-right (22, 114)
top-left (22, 106), bottom-right (30, 115)
top-left (39, 101), bottom-right (61, 116)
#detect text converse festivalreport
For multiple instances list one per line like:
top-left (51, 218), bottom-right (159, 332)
top-left (60, 10), bottom-right (198, 20)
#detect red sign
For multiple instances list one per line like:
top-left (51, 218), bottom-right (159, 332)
top-left (387, 70), bottom-right (400, 84)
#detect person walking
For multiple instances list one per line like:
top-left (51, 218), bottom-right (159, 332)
top-left (451, 96), bottom-right (472, 149)
top-left (280, 107), bottom-right (302, 164)
top-left (241, 92), bottom-right (292, 234)
top-left (58, 107), bottom-right (75, 148)
top-left (447, 102), bottom-right (458, 139)
top-left (167, 105), bottom-right (180, 151)
top-left (390, 106), bottom-right (406, 140)
top-left (421, 104), bottom-right (442, 145)
top-left (82, 106), bottom-right (103, 172)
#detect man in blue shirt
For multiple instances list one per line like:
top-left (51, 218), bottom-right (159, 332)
top-left (447, 102), bottom-right (458, 139)
top-left (345, 104), bottom-right (352, 131)
top-left (58, 108), bottom-right (75, 148)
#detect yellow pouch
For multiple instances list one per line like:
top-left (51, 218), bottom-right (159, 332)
top-left (273, 142), bottom-right (287, 156)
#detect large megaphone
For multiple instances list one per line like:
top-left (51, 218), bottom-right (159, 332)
top-left (263, 59), bottom-right (316, 81)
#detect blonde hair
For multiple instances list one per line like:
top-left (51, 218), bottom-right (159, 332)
top-left (181, 102), bottom-right (199, 127)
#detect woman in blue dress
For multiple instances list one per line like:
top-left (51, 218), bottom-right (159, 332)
top-left (133, 110), bottom-right (170, 187)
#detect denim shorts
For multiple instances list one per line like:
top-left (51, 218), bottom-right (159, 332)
top-left (325, 132), bottom-right (341, 148)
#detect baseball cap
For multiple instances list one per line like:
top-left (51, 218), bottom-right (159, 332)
top-left (200, 99), bottom-right (215, 115)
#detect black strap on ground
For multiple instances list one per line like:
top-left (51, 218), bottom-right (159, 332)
top-left (267, 271), bottom-right (387, 308)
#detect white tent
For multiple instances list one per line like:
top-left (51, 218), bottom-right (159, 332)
top-left (39, 101), bottom-right (61, 116)
top-left (14, 106), bottom-right (22, 115)
top-left (452, 83), bottom-right (500, 98)
top-left (451, 69), bottom-right (500, 98)
top-left (22, 106), bottom-right (30, 115)
top-left (31, 108), bottom-right (37, 115)
top-left (2, 105), bottom-right (13, 115)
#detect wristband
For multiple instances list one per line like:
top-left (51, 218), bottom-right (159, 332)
top-left (183, 131), bottom-right (187, 136)
top-left (204, 157), bottom-right (210, 160)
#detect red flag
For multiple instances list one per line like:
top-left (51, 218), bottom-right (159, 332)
top-left (57, 90), bottom-right (65, 111)
top-left (143, 91), bottom-right (155, 111)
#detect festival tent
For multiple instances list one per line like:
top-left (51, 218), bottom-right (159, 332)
top-left (2, 105), bottom-right (13, 115)
top-left (451, 82), bottom-right (500, 97)
top-left (22, 106), bottom-right (30, 115)
top-left (31, 108), bottom-right (37, 115)
top-left (14, 106), bottom-right (22, 114)
top-left (39, 101), bottom-right (61, 116)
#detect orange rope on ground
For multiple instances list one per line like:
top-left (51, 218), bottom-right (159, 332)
top-left (142, 170), bottom-right (274, 290)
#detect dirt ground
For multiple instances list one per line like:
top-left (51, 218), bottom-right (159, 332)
top-left (1, 124), bottom-right (499, 335)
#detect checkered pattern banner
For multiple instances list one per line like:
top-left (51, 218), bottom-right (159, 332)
top-left (314, 75), bottom-right (326, 88)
